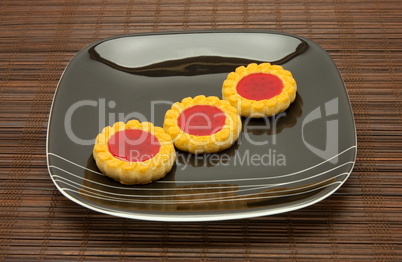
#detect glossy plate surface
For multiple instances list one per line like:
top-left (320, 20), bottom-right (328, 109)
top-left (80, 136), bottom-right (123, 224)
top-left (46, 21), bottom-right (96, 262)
top-left (47, 31), bottom-right (357, 222)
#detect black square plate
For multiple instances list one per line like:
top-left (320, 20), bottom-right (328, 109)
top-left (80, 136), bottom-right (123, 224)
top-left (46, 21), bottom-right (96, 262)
top-left (47, 31), bottom-right (356, 221)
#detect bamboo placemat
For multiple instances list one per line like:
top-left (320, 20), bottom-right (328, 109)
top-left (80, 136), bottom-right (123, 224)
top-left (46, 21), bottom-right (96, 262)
top-left (0, 0), bottom-right (401, 261)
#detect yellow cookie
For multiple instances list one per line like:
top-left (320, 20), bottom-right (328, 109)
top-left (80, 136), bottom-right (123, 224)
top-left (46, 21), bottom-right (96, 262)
top-left (163, 95), bottom-right (241, 154)
top-left (93, 120), bottom-right (176, 185)
top-left (222, 63), bottom-right (297, 118)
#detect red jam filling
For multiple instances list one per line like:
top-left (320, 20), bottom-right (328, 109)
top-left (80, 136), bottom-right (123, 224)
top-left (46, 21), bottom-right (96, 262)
top-left (178, 105), bottom-right (226, 136)
top-left (108, 129), bottom-right (160, 162)
top-left (236, 73), bottom-right (284, 101)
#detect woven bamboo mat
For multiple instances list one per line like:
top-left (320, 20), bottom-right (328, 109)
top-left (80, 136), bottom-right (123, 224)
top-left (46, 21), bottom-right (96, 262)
top-left (0, 0), bottom-right (401, 261)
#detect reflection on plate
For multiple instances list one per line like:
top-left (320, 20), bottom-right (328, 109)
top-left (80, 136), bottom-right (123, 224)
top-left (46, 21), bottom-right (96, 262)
top-left (47, 31), bottom-right (356, 221)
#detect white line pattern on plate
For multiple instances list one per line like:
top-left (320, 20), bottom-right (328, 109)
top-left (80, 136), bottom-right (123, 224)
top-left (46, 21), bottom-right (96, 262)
top-left (58, 179), bottom-right (343, 204)
top-left (52, 171), bottom-right (349, 199)
top-left (47, 145), bottom-right (356, 183)
top-left (49, 162), bottom-right (352, 196)
top-left (47, 153), bottom-right (105, 176)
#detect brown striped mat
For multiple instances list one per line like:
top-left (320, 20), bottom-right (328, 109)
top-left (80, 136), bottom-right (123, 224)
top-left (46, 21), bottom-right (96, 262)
top-left (0, 0), bottom-right (401, 261)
